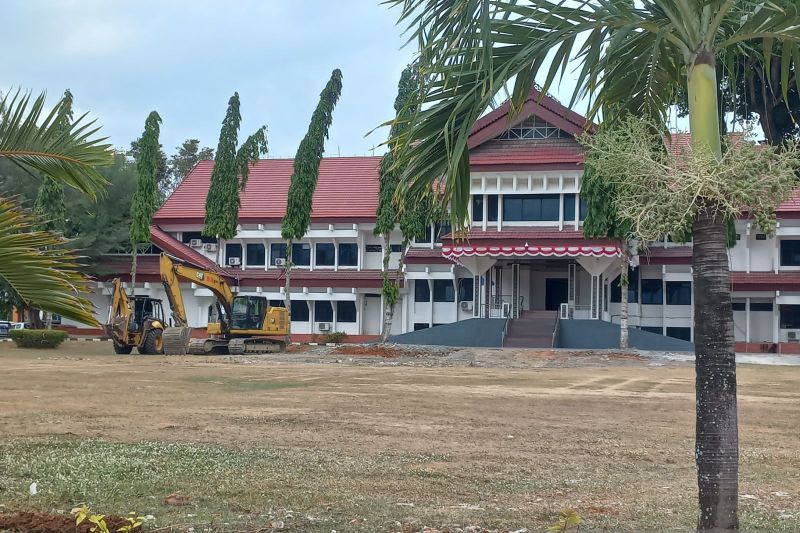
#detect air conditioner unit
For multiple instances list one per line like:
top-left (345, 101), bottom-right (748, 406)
top-left (274, 258), bottom-right (287, 267)
top-left (788, 330), bottom-right (800, 343)
top-left (189, 239), bottom-right (203, 247)
top-left (204, 243), bottom-right (218, 252)
top-left (228, 257), bottom-right (242, 266)
top-left (318, 322), bottom-right (331, 331)
top-left (460, 301), bottom-right (473, 311)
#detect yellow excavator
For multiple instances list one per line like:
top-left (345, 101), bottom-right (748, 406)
top-left (159, 253), bottom-right (289, 355)
top-left (105, 278), bottom-right (166, 354)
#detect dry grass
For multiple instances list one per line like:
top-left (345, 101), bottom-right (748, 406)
top-left (0, 342), bottom-right (798, 532)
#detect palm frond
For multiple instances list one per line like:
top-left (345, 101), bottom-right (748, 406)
top-left (0, 196), bottom-right (98, 326)
top-left (0, 90), bottom-right (113, 199)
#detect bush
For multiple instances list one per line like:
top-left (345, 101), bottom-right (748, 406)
top-left (323, 331), bottom-right (347, 344)
top-left (9, 329), bottom-right (69, 348)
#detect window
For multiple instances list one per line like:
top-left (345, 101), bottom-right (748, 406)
top-left (756, 233), bottom-right (767, 240)
top-left (292, 243), bottom-right (311, 266)
top-left (270, 243), bottom-right (287, 265)
top-left (579, 198), bottom-right (588, 221)
top-left (458, 278), bottom-right (474, 302)
top-left (365, 244), bottom-right (382, 253)
top-left (414, 280), bottom-right (430, 302)
top-left (496, 116), bottom-right (569, 139)
top-left (751, 301), bottom-right (774, 312)
top-left (291, 301), bottom-right (309, 322)
top-left (732, 301), bottom-right (746, 312)
top-left (246, 243), bottom-right (265, 266)
top-left (641, 326), bottom-right (663, 335)
top-left (641, 279), bottom-right (663, 305)
top-left (316, 243), bottom-right (335, 266)
top-left (413, 323), bottom-right (429, 331)
top-left (780, 240), bottom-right (800, 266)
top-left (666, 327), bottom-right (692, 342)
top-left (226, 243), bottom-right (242, 264)
top-left (269, 300), bottom-right (285, 308)
top-left (610, 268), bottom-right (639, 304)
top-left (666, 281), bottom-right (691, 305)
top-left (433, 280), bottom-right (455, 302)
top-left (472, 195), bottom-right (484, 222)
top-left (337, 301), bottom-right (357, 323)
top-left (435, 222), bottom-right (452, 242)
top-left (339, 243), bottom-right (358, 266)
top-left (314, 301), bottom-right (333, 322)
top-left (181, 231), bottom-right (217, 244)
top-left (391, 244), bottom-right (402, 253)
top-left (563, 194), bottom-right (576, 221)
top-left (487, 194), bottom-right (499, 222)
top-left (502, 194), bottom-right (560, 221)
top-left (780, 305), bottom-right (800, 328)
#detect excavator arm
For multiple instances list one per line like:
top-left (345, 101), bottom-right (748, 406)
top-left (106, 278), bottom-right (132, 340)
top-left (159, 253), bottom-right (235, 326)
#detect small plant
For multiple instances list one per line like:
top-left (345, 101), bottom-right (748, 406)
top-left (323, 331), bottom-right (347, 344)
top-left (72, 505), bottom-right (144, 533)
top-left (9, 329), bottom-right (68, 348)
top-left (547, 508), bottom-right (583, 533)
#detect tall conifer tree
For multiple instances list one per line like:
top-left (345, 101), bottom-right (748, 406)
top-left (34, 89), bottom-right (73, 234)
top-left (281, 70), bottom-right (343, 339)
top-left (130, 111), bottom-right (162, 293)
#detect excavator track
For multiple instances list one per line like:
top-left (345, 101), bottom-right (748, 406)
top-left (228, 337), bottom-right (286, 355)
top-left (162, 327), bottom-right (192, 355)
top-left (187, 337), bottom-right (231, 355)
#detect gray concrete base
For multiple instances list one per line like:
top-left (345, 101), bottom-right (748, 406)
top-left (390, 318), bottom-right (507, 347)
top-left (558, 319), bottom-right (694, 351)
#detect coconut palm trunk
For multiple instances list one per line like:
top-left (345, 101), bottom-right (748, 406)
top-left (688, 49), bottom-right (738, 532)
top-left (380, 234), bottom-right (394, 342)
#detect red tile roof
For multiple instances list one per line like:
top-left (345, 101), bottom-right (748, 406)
top-left (442, 227), bottom-right (618, 247)
top-left (405, 247), bottom-right (453, 265)
top-left (730, 272), bottom-right (800, 291)
top-left (149, 225), bottom-right (224, 273)
top-left (154, 157), bottom-right (382, 224)
top-left (639, 246), bottom-right (693, 265)
top-left (469, 138), bottom-right (584, 169)
top-left (94, 255), bottom-right (161, 281)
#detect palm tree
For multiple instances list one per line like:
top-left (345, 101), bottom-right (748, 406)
top-left (1, 90), bottom-right (114, 325)
top-left (387, 1), bottom-right (800, 530)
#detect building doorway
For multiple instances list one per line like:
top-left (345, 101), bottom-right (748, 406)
top-left (545, 278), bottom-right (569, 311)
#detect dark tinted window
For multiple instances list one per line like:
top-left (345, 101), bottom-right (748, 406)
top-left (337, 301), bottom-right (357, 323)
top-left (339, 243), bottom-right (358, 266)
top-left (487, 195), bottom-right (499, 222)
top-left (751, 302), bottom-right (773, 312)
top-left (182, 231), bottom-right (217, 244)
top-left (390, 244), bottom-right (402, 253)
top-left (458, 278), bottom-right (474, 302)
top-left (641, 279), bottom-right (663, 305)
top-left (415, 280), bottom-right (430, 302)
top-left (579, 198), bottom-right (588, 221)
top-left (292, 243), bottom-right (311, 266)
top-left (413, 323), bottom-right (429, 331)
top-left (666, 327), bottom-right (692, 342)
top-left (610, 268), bottom-right (639, 304)
top-left (780, 305), bottom-right (800, 328)
top-left (666, 281), bottom-right (691, 305)
top-left (435, 222), bottom-right (452, 242)
top-left (246, 243), bottom-right (265, 266)
top-left (502, 194), bottom-right (560, 221)
top-left (314, 301), bottom-right (333, 322)
top-left (291, 301), bottom-right (309, 322)
top-left (472, 195), bottom-right (484, 222)
top-left (433, 280), bottom-right (455, 302)
top-left (732, 302), bottom-right (746, 311)
top-left (563, 194), bottom-right (576, 221)
top-left (226, 243), bottom-right (242, 263)
top-left (316, 243), bottom-right (335, 266)
top-left (641, 326), bottom-right (662, 335)
top-left (780, 240), bottom-right (800, 266)
top-left (270, 243), bottom-right (287, 265)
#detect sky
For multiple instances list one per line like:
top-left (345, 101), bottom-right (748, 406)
top-left (2, 0), bottom-right (418, 157)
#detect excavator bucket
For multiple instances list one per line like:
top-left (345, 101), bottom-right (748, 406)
top-left (162, 326), bottom-right (193, 355)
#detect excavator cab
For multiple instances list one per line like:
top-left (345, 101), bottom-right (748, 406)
top-left (105, 279), bottom-right (166, 355)
top-left (131, 297), bottom-right (166, 333)
top-left (230, 295), bottom-right (267, 331)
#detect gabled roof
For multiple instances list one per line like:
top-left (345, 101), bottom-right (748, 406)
top-left (154, 156), bottom-right (382, 225)
top-left (150, 225), bottom-right (224, 273)
top-left (468, 87), bottom-right (596, 150)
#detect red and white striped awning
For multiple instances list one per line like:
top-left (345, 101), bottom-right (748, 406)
top-left (442, 244), bottom-right (621, 260)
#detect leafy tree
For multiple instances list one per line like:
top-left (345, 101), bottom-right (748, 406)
top-left (374, 65), bottom-right (420, 341)
top-left (130, 111), bottom-right (163, 294)
top-left (0, 90), bottom-right (113, 325)
top-left (387, 1), bottom-right (800, 528)
top-left (129, 137), bottom-right (167, 196)
top-left (281, 69), bottom-right (343, 339)
top-left (165, 139), bottom-right (214, 198)
top-left (203, 92), bottom-right (267, 240)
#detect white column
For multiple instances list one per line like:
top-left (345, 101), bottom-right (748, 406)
top-left (333, 238), bottom-right (339, 272)
top-left (482, 193), bottom-right (488, 232)
top-left (309, 240), bottom-right (314, 271)
top-left (745, 297), bottom-right (751, 343)
top-left (591, 274), bottom-right (600, 320)
top-left (497, 194), bottom-right (503, 231)
top-left (262, 239), bottom-right (268, 271)
top-left (428, 279), bottom-right (434, 327)
top-left (558, 192), bottom-right (564, 231)
top-left (773, 292), bottom-right (780, 344)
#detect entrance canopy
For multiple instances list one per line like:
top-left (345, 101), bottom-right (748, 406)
top-left (442, 244), bottom-right (621, 261)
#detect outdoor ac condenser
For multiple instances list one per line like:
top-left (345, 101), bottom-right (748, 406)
top-left (274, 258), bottom-right (287, 267)
top-left (228, 257), bottom-right (242, 266)
top-left (318, 322), bottom-right (331, 331)
top-left (189, 238), bottom-right (203, 247)
top-left (204, 243), bottom-right (218, 252)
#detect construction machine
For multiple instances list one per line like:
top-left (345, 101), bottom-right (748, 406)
top-left (105, 278), bottom-right (166, 354)
top-left (159, 253), bottom-right (289, 355)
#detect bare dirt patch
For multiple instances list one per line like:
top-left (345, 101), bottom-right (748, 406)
top-left (0, 511), bottom-right (139, 533)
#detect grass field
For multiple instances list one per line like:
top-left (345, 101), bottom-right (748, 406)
top-left (0, 342), bottom-right (798, 532)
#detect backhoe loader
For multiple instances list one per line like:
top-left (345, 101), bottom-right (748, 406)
top-left (105, 278), bottom-right (165, 354)
top-left (159, 253), bottom-right (289, 355)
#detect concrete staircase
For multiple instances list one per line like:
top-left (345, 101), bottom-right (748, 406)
top-left (503, 310), bottom-right (557, 348)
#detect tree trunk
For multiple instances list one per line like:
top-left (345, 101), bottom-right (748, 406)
top-left (130, 246), bottom-right (138, 297)
top-left (688, 50), bottom-right (739, 531)
top-left (284, 240), bottom-right (292, 344)
top-left (380, 234), bottom-right (394, 342)
top-left (619, 249), bottom-right (629, 350)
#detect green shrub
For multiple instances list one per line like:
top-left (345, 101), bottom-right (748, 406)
top-left (323, 331), bottom-right (347, 344)
top-left (9, 329), bottom-right (69, 348)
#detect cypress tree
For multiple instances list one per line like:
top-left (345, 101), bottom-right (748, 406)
top-left (34, 90), bottom-right (73, 234)
top-left (130, 111), bottom-right (163, 293)
top-left (203, 92), bottom-right (268, 240)
top-left (281, 69), bottom-right (343, 339)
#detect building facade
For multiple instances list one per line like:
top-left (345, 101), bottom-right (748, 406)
top-left (68, 89), bottom-right (800, 352)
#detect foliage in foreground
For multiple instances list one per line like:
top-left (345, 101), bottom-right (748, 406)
top-left (579, 117), bottom-right (800, 245)
top-left (9, 329), bottom-right (69, 348)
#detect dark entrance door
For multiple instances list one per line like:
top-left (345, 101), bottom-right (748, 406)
top-left (545, 278), bottom-right (569, 311)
